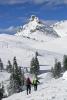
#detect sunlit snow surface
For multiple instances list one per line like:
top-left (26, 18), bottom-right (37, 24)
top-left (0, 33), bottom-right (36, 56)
top-left (3, 72), bottom-right (67, 100)
top-left (1, 19), bottom-right (67, 100)
top-left (52, 20), bottom-right (67, 37)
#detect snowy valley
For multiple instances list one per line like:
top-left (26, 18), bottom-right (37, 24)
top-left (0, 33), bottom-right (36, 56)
top-left (0, 16), bottom-right (67, 100)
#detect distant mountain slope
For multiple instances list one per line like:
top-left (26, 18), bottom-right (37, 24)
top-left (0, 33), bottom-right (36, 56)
top-left (15, 15), bottom-right (59, 41)
top-left (52, 20), bottom-right (67, 37)
top-left (0, 34), bottom-right (63, 68)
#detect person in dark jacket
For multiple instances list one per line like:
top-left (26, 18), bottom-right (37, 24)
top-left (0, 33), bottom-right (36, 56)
top-left (33, 78), bottom-right (40, 91)
top-left (26, 77), bottom-right (31, 95)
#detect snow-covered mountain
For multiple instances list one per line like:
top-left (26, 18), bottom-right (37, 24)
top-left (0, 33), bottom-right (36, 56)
top-left (52, 20), bottom-right (67, 37)
top-left (1, 17), bottom-right (67, 100)
top-left (15, 15), bottom-right (59, 41)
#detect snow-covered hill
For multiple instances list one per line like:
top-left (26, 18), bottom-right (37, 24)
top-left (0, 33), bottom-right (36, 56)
top-left (0, 33), bottom-right (64, 68)
top-left (3, 72), bottom-right (67, 100)
top-left (52, 20), bottom-right (67, 37)
top-left (15, 15), bottom-right (59, 41)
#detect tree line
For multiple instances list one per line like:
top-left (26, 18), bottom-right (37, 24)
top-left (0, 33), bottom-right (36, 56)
top-left (0, 52), bottom-right (40, 96)
top-left (1, 53), bottom-right (67, 96)
top-left (51, 55), bottom-right (67, 78)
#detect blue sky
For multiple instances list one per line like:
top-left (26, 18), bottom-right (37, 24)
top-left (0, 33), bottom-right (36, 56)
top-left (0, 0), bottom-right (67, 34)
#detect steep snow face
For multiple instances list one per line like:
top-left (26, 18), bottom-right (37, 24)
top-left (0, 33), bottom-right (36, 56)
top-left (52, 20), bottom-right (67, 37)
top-left (15, 15), bottom-right (59, 41)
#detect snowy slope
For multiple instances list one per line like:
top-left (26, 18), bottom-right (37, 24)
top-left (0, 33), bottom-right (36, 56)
top-left (0, 71), bottom-right (10, 83)
top-left (15, 15), bottom-right (59, 41)
top-left (0, 19), bottom-right (67, 100)
top-left (52, 20), bottom-right (67, 37)
top-left (0, 34), bottom-right (64, 69)
top-left (3, 72), bottom-right (67, 100)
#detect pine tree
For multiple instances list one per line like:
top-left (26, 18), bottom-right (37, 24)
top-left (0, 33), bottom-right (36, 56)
top-left (30, 54), bottom-right (40, 76)
top-left (0, 58), bottom-right (4, 72)
top-left (6, 60), bottom-right (12, 73)
top-left (51, 60), bottom-right (61, 78)
top-left (30, 57), bottom-right (35, 74)
top-left (63, 55), bottom-right (67, 71)
top-left (34, 56), bottom-right (39, 75)
top-left (35, 51), bottom-right (38, 57)
top-left (8, 57), bottom-right (24, 95)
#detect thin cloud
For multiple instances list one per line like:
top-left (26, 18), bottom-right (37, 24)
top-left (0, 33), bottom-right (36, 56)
top-left (42, 20), bottom-right (58, 26)
top-left (0, 26), bottom-right (19, 34)
top-left (0, 0), bottom-right (67, 5)
top-left (33, 0), bottom-right (67, 5)
top-left (0, 0), bottom-right (28, 4)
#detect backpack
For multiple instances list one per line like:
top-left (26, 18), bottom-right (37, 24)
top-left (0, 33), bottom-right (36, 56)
top-left (26, 78), bottom-right (31, 85)
top-left (33, 79), bottom-right (37, 85)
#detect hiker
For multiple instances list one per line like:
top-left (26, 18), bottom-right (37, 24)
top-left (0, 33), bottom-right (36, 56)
top-left (33, 77), bottom-right (40, 91)
top-left (26, 77), bottom-right (31, 95)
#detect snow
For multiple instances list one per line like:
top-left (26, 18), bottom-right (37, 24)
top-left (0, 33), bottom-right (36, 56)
top-left (15, 15), bottom-right (58, 42)
top-left (1, 16), bottom-right (67, 100)
top-left (0, 33), bottom-right (64, 68)
top-left (0, 71), bottom-right (10, 83)
top-left (63, 71), bottom-right (67, 80)
top-left (3, 72), bottom-right (67, 100)
top-left (52, 20), bottom-right (67, 37)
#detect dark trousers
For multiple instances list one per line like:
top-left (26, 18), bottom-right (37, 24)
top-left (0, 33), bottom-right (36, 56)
top-left (34, 84), bottom-right (37, 91)
top-left (0, 97), bottom-right (2, 100)
top-left (26, 85), bottom-right (31, 95)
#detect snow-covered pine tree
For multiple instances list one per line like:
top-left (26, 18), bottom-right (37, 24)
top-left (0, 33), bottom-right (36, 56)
top-left (18, 67), bottom-right (25, 89)
top-left (63, 55), bottom-right (67, 71)
top-left (35, 51), bottom-right (38, 57)
top-left (0, 82), bottom-right (5, 99)
top-left (30, 57), bottom-right (35, 74)
top-left (30, 53), bottom-right (40, 76)
top-left (34, 56), bottom-right (40, 75)
top-left (0, 58), bottom-right (4, 72)
top-left (51, 60), bottom-right (61, 78)
top-left (8, 57), bottom-right (24, 95)
top-left (6, 60), bottom-right (12, 73)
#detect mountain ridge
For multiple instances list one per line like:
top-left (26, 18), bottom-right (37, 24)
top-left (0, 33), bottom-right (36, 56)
top-left (52, 20), bottom-right (67, 37)
top-left (15, 15), bottom-right (59, 41)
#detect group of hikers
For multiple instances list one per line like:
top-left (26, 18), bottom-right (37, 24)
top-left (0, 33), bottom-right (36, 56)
top-left (0, 77), bottom-right (40, 100)
top-left (26, 77), bottom-right (40, 95)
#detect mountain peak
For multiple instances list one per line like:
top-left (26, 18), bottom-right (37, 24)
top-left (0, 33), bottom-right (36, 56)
top-left (29, 15), bottom-right (39, 22)
top-left (15, 15), bottom-right (59, 41)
